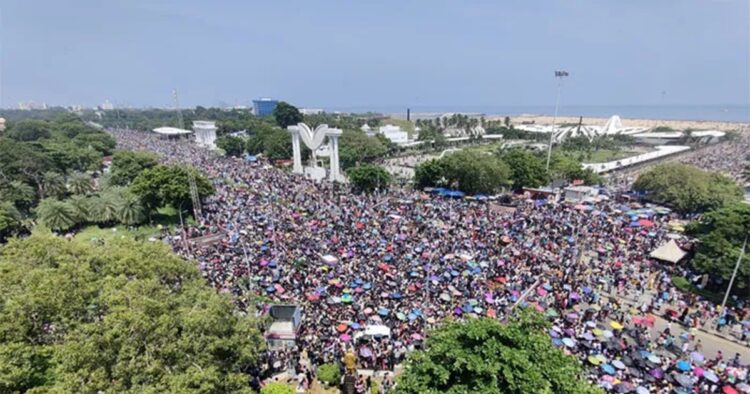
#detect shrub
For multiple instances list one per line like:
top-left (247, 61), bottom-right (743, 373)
top-left (261, 382), bottom-right (295, 394)
top-left (318, 363), bottom-right (341, 386)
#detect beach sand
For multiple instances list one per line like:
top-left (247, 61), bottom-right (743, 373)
top-left (489, 114), bottom-right (748, 132)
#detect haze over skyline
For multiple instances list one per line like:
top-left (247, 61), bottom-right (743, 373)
top-left (1, 0), bottom-right (748, 110)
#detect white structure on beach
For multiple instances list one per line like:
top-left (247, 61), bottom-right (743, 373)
top-left (516, 115), bottom-right (649, 142)
top-left (288, 123), bottom-right (344, 182)
top-left (193, 121), bottom-right (218, 148)
top-left (377, 125), bottom-right (409, 144)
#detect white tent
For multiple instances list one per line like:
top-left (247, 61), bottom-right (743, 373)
top-left (153, 126), bottom-right (192, 136)
top-left (650, 240), bottom-right (687, 264)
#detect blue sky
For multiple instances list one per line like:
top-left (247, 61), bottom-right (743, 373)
top-left (1, 0), bottom-right (748, 109)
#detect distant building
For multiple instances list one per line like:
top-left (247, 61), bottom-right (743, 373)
top-left (300, 108), bottom-right (323, 115)
top-left (378, 124), bottom-right (409, 144)
top-left (0, 118), bottom-right (6, 132)
top-left (253, 98), bottom-right (279, 117)
top-left (99, 100), bottom-right (114, 110)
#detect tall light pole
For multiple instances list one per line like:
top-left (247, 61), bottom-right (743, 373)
top-left (545, 70), bottom-right (569, 173)
top-left (716, 236), bottom-right (747, 329)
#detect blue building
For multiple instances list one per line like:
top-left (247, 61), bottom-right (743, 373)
top-left (253, 98), bottom-right (279, 117)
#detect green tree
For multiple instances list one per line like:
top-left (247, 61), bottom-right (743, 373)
top-left (499, 149), bottom-right (549, 190)
top-left (130, 164), bottom-right (214, 216)
top-left (67, 172), bottom-right (94, 195)
top-left (439, 150), bottom-right (511, 194)
top-left (0, 201), bottom-right (22, 239)
top-left (115, 192), bottom-right (146, 225)
top-left (66, 195), bottom-right (91, 223)
top-left (263, 130), bottom-right (294, 161)
top-left (396, 311), bottom-right (602, 394)
top-left (72, 131), bottom-right (117, 155)
top-left (0, 233), bottom-right (264, 393)
top-left (109, 150), bottom-right (159, 187)
top-left (0, 180), bottom-right (36, 211)
top-left (347, 165), bottom-right (391, 192)
top-left (39, 140), bottom-right (101, 173)
top-left (87, 193), bottom-right (120, 224)
top-left (261, 382), bottom-right (296, 394)
top-left (549, 154), bottom-right (602, 186)
top-left (217, 135), bottom-right (246, 157)
top-left (415, 159), bottom-right (447, 189)
top-left (7, 119), bottom-right (54, 141)
top-left (273, 101), bottom-right (303, 128)
top-left (686, 202), bottom-right (750, 293)
top-left (338, 130), bottom-right (387, 169)
top-left (40, 172), bottom-right (66, 199)
top-left (633, 163), bottom-right (742, 214)
top-left (35, 198), bottom-right (77, 231)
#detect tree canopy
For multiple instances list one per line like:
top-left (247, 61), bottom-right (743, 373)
top-left (347, 165), bottom-right (391, 192)
top-left (217, 135), bottom-right (246, 157)
top-left (109, 150), bottom-right (160, 187)
top-left (272, 102), bottom-right (303, 128)
top-left (396, 311), bottom-right (602, 394)
top-left (0, 233), bottom-right (264, 393)
top-left (499, 149), bottom-right (549, 190)
top-left (130, 164), bottom-right (214, 215)
top-left (633, 163), bottom-right (743, 214)
top-left (415, 150), bottom-right (511, 194)
top-left (338, 130), bottom-right (388, 169)
top-left (686, 202), bottom-right (750, 294)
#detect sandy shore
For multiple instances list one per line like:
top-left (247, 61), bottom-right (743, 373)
top-left (489, 114), bottom-right (748, 132)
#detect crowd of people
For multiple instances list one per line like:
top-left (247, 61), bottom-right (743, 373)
top-left (110, 129), bottom-right (748, 393)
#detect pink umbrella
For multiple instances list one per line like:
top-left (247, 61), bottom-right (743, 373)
top-left (411, 333), bottom-right (423, 340)
top-left (340, 334), bottom-right (351, 342)
top-left (274, 284), bottom-right (285, 293)
top-left (537, 287), bottom-right (548, 296)
top-left (364, 307), bottom-right (373, 315)
top-left (694, 367), bottom-right (705, 377)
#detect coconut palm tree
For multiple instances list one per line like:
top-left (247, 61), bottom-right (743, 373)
top-left (67, 172), bottom-right (94, 195)
top-left (67, 195), bottom-right (91, 223)
top-left (116, 193), bottom-right (145, 225)
top-left (87, 194), bottom-right (120, 224)
top-left (0, 201), bottom-right (22, 237)
top-left (41, 171), bottom-right (66, 199)
top-left (36, 198), bottom-right (77, 231)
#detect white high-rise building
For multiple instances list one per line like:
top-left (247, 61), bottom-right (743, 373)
top-left (193, 121), bottom-right (217, 148)
top-left (100, 100), bottom-right (114, 110)
top-left (378, 124), bottom-right (409, 144)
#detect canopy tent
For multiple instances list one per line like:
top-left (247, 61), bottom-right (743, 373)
top-left (650, 240), bottom-right (687, 264)
top-left (153, 127), bottom-right (192, 136)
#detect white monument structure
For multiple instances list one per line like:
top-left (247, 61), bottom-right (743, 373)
top-left (193, 121), bottom-right (218, 148)
top-left (288, 123), bottom-right (343, 182)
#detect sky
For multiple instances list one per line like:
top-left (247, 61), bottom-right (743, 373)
top-left (1, 0), bottom-right (748, 110)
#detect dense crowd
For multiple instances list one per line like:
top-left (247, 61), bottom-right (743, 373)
top-left (678, 132), bottom-right (750, 184)
top-left (110, 130), bottom-right (748, 393)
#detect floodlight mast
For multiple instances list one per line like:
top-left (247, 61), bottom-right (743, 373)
top-left (545, 70), bottom-right (569, 173)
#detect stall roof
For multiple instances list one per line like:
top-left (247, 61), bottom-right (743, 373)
top-left (153, 127), bottom-right (192, 135)
top-left (650, 240), bottom-right (687, 264)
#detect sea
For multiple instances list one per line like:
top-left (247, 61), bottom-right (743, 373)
top-left (328, 105), bottom-right (750, 123)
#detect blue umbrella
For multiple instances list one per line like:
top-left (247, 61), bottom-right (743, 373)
top-left (378, 308), bottom-right (390, 316)
top-left (411, 309), bottom-right (423, 317)
top-left (265, 286), bottom-right (276, 293)
top-left (410, 271), bottom-right (419, 278)
top-left (462, 304), bottom-right (474, 313)
top-left (408, 313), bottom-right (417, 321)
top-left (363, 283), bottom-right (372, 290)
top-left (630, 221), bottom-right (641, 227)
top-left (601, 364), bottom-right (615, 375)
top-left (384, 255), bottom-right (393, 262)
top-left (552, 338), bottom-right (563, 346)
top-left (450, 270), bottom-right (459, 277)
top-left (676, 360), bottom-right (691, 372)
top-left (543, 284), bottom-right (553, 291)
top-left (390, 292), bottom-right (402, 300)
top-left (351, 322), bottom-right (361, 330)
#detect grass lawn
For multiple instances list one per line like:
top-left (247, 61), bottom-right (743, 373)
top-left (73, 206), bottom-right (191, 244)
top-left (559, 149), bottom-right (641, 164)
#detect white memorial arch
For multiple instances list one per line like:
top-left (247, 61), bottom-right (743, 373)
top-left (288, 123), bottom-right (343, 182)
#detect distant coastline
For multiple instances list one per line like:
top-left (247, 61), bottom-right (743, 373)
top-left (340, 105), bottom-right (750, 124)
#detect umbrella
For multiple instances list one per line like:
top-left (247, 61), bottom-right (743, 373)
top-left (704, 370), bottom-right (719, 383)
top-left (676, 360), bottom-right (691, 372)
top-left (337, 323), bottom-right (349, 333)
top-left (601, 364), bottom-right (616, 375)
top-left (636, 386), bottom-right (650, 394)
top-left (612, 360), bottom-right (626, 370)
top-left (647, 355), bottom-right (660, 364)
top-left (378, 308), bottom-right (390, 316)
top-left (351, 322), bottom-right (361, 330)
top-left (649, 368), bottom-right (663, 379)
top-left (735, 383), bottom-right (750, 393)
top-left (411, 333), bottom-right (423, 340)
top-left (674, 373), bottom-right (692, 388)
top-left (613, 383), bottom-right (633, 393)
top-left (341, 294), bottom-right (353, 303)
top-left (390, 292), bottom-right (402, 300)
top-left (359, 347), bottom-right (373, 357)
top-left (610, 321), bottom-right (624, 330)
top-left (396, 312), bottom-right (407, 321)
top-left (723, 387), bottom-right (740, 394)
top-left (545, 309), bottom-right (559, 318)
top-left (562, 338), bottom-right (576, 347)
top-left (552, 338), bottom-right (563, 347)
top-left (339, 333), bottom-right (351, 342)
top-left (582, 332), bottom-right (595, 341)
top-left (602, 330), bottom-right (614, 338)
top-left (690, 351), bottom-right (704, 363)
top-left (439, 293), bottom-right (451, 302)
top-left (588, 355), bottom-right (602, 365)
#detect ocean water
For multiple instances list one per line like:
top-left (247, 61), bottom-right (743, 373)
top-left (330, 105), bottom-right (750, 123)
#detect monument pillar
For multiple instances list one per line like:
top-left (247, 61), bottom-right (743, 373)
top-left (326, 128), bottom-right (343, 182)
top-left (288, 126), bottom-right (304, 174)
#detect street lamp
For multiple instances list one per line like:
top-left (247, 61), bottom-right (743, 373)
top-left (716, 236), bottom-right (747, 330)
top-left (545, 70), bottom-right (569, 173)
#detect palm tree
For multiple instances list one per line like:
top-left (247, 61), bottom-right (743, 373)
top-left (116, 194), bottom-right (145, 225)
top-left (67, 195), bottom-right (91, 223)
top-left (36, 198), bottom-right (77, 231)
top-left (87, 194), bottom-right (119, 224)
top-left (67, 172), bottom-right (94, 195)
top-left (41, 171), bottom-right (66, 199)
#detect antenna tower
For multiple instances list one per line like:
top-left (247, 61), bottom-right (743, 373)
top-left (173, 89), bottom-right (202, 221)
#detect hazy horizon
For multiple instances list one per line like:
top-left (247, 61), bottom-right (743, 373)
top-left (1, 1), bottom-right (748, 109)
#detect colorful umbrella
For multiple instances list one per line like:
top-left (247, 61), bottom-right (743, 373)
top-left (601, 364), bottom-right (615, 375)
top-left (339, 333), bottom-right (351, 342)
top-left (676, 360), bottom-right (691, 372)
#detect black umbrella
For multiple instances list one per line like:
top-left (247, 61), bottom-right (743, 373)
top-left (622, 355), bottom-right (634, 366)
